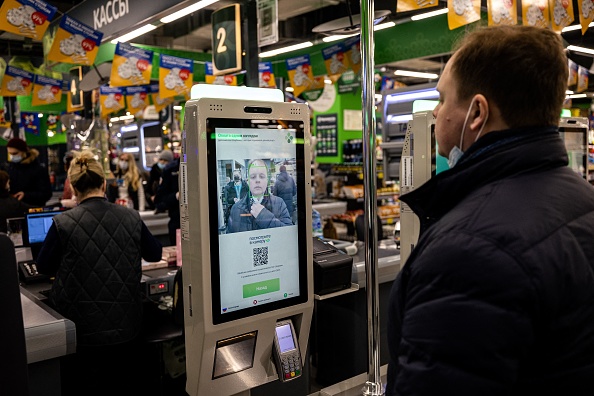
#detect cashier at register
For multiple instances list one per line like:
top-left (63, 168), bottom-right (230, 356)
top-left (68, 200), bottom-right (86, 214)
top-left (227, 159), bottom-right (292, 233)
top-left (35, 150), bottom-right (162, 396)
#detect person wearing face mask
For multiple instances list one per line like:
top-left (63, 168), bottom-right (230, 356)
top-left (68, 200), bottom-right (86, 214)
top-left (223, 169), bottom-right (249, 226)
top-left (0, 170), bottom-right (35, 233)
top-left (227, 159), bottom-right (292, 233)
top-left (146, 149), bottom-right (173, 211)
top-left (386, 26), bottom-right (594, 395)
top-left (106, 153), bottom-right (147, 211)
top-left (2, 137), bottom-right (52, 207)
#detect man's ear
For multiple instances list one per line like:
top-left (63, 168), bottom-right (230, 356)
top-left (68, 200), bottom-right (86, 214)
top-left (469, 94), bottom-right (489, 132)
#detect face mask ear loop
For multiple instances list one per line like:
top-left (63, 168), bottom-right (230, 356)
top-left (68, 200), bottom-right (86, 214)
top-left (459, 99), bottom-right (475, 151)
top-left (474, 109), bottom-right (489, 142)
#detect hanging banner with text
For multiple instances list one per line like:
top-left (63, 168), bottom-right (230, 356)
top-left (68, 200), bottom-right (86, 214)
top-left (258, 62), bottom-right (276, 88)
top-left (31, 75), bottom-right (63, 106)
top-left (110, 42), bottom-right (153, 87)
top-left (521, 0), bottom-right (550, 27)
top-left (447, 0), bottom-right (481, 29)
top-left (149, 83), bottom-right (174, 113)
top-left (205, 62), bottom-right (238, 85)
top-left (99, 85), bottom-right (125, 117)
top-left (487, 0), bottom-right (518, 25)
top-left (322, 43), bottom-right (349, 80)
top-left (286, 55), bottom-right (314, 98)
top-left (0, 66), bottom-right (33, 97)
top-left (0, 0), bottom-right (56, 40)
top-left (47, 15), bottom-right (103, 65)
top-left (344, 36), bottom-right (361, 75)
top-left (125, 85), bottom-right (149, 116)
top-left (159, 54), bottom-right (193, 99)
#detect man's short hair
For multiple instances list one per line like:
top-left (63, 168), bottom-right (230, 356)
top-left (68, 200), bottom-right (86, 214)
top-left (451, 25), bottom-right (568, 128)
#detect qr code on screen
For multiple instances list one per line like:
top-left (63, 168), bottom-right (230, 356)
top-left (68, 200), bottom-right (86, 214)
top-left (253, 247), bottom-right (268, 266)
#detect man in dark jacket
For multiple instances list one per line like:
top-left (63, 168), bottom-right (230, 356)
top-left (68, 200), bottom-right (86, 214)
top-left (227, 159), bottom-right (292, 233)
top-left (155, 157), bottom-right (180, 245)
top-left (223, 169), bottom-right (249, 225)
top-left (387, 26), bottom-right (594, 395)
top-left (4, 137), bottom-right (51, 207)
top-left (273, 165), bottom-right (296, 218)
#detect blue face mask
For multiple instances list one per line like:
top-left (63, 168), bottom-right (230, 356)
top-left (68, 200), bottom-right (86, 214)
top-left (157, 162), bottom-right (166, 170)
top-left (10, 155), bottom-right (22, 163)
top-left (447, 99), bottom-right (489, 169)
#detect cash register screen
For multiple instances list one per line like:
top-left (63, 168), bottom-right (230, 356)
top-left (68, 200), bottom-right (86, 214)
top-left (206, 117), bottom-right (308, 325)
top-left (25, 210), bottom-right (65, 245)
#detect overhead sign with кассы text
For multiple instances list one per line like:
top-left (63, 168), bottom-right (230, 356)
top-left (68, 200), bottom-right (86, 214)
top-left (63, 0), bottom-right (191, 41)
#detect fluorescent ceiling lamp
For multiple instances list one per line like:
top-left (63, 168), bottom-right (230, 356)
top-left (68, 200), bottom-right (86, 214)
top-left (259, 41), bottom-right (314, 57)
top-left (111, 24), bottom-right (157, 44)
top-left (160, 0), bottom-right (220, 23)
top-left (121, 124), bottom-right (138, 132)
top-left (411, 8), bottom-right (448, 21)
top-left (324, 78), bottom-right (332, 84)
top-left (322, 33), bottom-right (357, 43)
top-left (562, 22), bottom-right (594, 32)
top-left (385, 88), bottom-right (439, 104)
top-left (394, 70), bottom-right (439, 79)
top-left (566, 90), bottom-right (574, 94)
top-left (567, 93), bottom-right (587, 99)
top-left (123, 147), bottom-right (140, 153)
top-left (567, 45), bottom-right (594, 55)
top-left (322, 21), bottom-right (396, 42)
top-left (285, 86), bottom-right (295, 92)
top-left (387, 114), bottom-right (413, 123)
top-left (173, 105), bottom-right (183, 110)
top-left (374, 21), bottom-right (395, 31)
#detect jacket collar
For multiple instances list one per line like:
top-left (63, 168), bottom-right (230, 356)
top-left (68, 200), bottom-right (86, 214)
top-left (399, 126), bottom-right (567, 226)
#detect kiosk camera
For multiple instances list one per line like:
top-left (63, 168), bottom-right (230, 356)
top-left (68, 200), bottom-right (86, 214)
top-left (181, 85), bottom-right (313, 396)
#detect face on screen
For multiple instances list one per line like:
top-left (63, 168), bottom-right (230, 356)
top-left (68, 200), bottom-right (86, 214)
top-left (206, 118), bottom-right (308, 325)
top-left (248, 161), bottom-right (268, 198)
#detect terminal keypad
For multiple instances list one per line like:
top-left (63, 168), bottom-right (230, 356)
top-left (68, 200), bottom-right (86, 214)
top-left (281, 353), bottom-right (301, 379)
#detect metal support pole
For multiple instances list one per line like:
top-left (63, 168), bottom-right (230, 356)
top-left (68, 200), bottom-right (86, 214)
top-left (242, 0), bottom-right (259, 87)
top-left (360, 0), bottom-right (382, 395)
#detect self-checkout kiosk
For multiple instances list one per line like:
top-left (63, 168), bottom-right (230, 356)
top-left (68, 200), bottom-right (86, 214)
top-left (180, 85), bottom-right (313, 396)
top-left (399, 110), bottom-right (442, 264)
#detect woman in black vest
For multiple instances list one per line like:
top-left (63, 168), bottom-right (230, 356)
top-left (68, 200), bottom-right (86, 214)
top-left (37, 150), bottom-right (162, 396)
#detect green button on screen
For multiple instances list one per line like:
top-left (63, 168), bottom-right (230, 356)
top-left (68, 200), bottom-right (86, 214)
top-left (243, 278), bottom-right (280, 298)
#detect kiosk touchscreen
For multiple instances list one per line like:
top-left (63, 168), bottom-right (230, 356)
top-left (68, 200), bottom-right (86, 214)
top-left (181, 87), bottom-right (313, 396)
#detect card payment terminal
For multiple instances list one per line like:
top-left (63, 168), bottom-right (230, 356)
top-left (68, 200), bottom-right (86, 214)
top-left (272, 319), bottom-right (302, 382)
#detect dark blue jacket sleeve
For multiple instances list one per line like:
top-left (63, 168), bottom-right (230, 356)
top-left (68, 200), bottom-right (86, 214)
top-left (141, 222), bottom-right (163, 262)
top-left (35, 223), bottom-right (61, 276)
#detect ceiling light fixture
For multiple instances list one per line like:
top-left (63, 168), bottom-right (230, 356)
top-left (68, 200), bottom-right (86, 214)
top-left (411, 8), bottom-right (448, 21)
top-left (160, 0), bottom-right (221, 24)
top-left (322, 21), bottom-right (396, 43)
top-left (562, 22), bottom-right (594, 33)
top-left (111, 24), bottom-right (157, 44)
top-left (394, 70), bottom-right (439, 79)
top-left (567, 93), bottom-right (587, 99)
top-left (260, 41), bottom-right (314, 58)
top-left (567, 45), bottom-right (594, 55)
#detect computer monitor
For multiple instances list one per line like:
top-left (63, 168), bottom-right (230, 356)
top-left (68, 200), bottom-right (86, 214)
top-left (205, 116), bottom-right (308, 325)
top-left (23, 209), bottom-right (68, 257)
